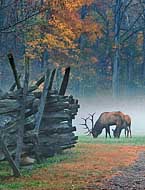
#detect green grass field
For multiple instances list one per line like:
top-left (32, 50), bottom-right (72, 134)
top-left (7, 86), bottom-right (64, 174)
top-left (79, 135), bottom-right (145, 145)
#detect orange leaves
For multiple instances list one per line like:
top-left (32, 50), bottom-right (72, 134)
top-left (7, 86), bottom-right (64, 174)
top-left (48, 16), bottom-right (77, 48)
top-left (47, 0), bottom-right (94, 13)
top-left (64, 0), bottom-right (93, 12)
top-left (26, 0), bottom-right (103, 65)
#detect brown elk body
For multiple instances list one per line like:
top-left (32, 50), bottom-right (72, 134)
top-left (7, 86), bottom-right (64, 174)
top-left (92, 112), bottom-right (124, 138)
top-left (112, 114), bottom-right (131, 138)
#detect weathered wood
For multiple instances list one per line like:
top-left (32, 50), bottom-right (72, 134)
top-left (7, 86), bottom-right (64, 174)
top-left (39, 132), bottom-right (75, 143)
top-left (61, 144), bottom-right (75, 150)
top-left (4, 136), bottom-right (78, 156)
top-left (10, 75), bottom-right (21, 91)
top-left (0, 65), bottom-right (79, 166)
top-left (25, 98), bottom-right (39, 117)
top-left (7, 53), bottom-right (21, 89)
top-left (39, 126), bottom-right (76, 135)
top-left (33, 91), bottom-right (42, 98)
top-left (59, 67), bottom-right (70, 95)
top-left (34, 68), bottom-right (51, 135)
top-left (44, 102), bottom-right (70, 112)
top-left (15, 57), bottom-right (29, 168)
top-left (0, 99), bottom-right (19, 108)
top-left (44, 101), bottom-right (79, 112)
top-left (25, 108), bottom-right (37, 118)
top-left (35, 75), bottom-right (45, 87)
top-left (33, 68), bottom-right (53, 163)
top-left (0, 133), bottom-right (21, 177)
top-left (42, 119), bottom-right (70, 125)
top-left (0, 126), bottom-right (78, 160)
top-left (41, 122), bottom-right (72, 130)
top-left (28, 75), bottom-right (45, 92)
top-left (0, 90), bottom-right (32, 100)
top-left (0, 95), bottom-right (35, 114)
top-left (34, 92), bottom-right (70, 101)
top-left (48, 69), bottom-right (56, 91)
top-left (3, 115), bottom-right (35, 133)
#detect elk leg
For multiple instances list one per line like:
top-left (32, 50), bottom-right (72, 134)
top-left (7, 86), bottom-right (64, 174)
top-left (125, 128), bottom-right (129, 138)
top-left (125, 129), bottom-right (127, 137)
top-left (106, 126), bottom-right (111, 138)
top-left (105, 128), bottom-right (108, 138)
top-left (108, 129), bottom-right (111, 138)
top-left (127, 128), bottom-right (129, 138)
top-left (115, 124), bottom-right (122, 138)
top-left (129, 126), bottom-right (132, 138)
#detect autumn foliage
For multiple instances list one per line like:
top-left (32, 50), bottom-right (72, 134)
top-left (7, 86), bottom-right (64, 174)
top-left (26, 0), bottom-right (102, 61)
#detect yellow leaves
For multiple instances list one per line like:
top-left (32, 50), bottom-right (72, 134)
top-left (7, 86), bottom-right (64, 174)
top-left (50, 0), bottom-right (94, 12)
top-left (82, 18), bottom-right (103, 41)
top-left (44, 34), bottom-right (60, 48)
top-left (48, 16), bottom-right (77, 46)
top-left (26, 0), bottom-right (103, 63)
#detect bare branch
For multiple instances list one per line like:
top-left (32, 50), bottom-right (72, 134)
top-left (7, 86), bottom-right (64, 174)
top-left (0, 2), bottom-right (50, 33)
top-left (121, 26), bottom-right (145, 43)
top-left (119, 0), bottom-right (133, 29)
top-left (121, 0), bottom-right (133, 16)
top-left (92, 5), bottom-right (107, 23)
top-left (121, 12), bottom-right (143, 39)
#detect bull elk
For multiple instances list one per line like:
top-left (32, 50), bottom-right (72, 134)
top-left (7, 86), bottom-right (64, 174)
top-left (81, 111), bottom-right (131, 138)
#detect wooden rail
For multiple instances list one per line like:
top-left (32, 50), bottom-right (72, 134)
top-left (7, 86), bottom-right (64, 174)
top-left (0, 54), bottom-right (79, 176)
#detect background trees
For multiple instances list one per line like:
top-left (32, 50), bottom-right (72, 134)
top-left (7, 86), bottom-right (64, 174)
top-left (0, 0), bottom-right (145, 99)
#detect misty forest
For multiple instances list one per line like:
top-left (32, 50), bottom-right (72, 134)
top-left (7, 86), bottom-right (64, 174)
top-left (0, 0), bottom-right (145, 190)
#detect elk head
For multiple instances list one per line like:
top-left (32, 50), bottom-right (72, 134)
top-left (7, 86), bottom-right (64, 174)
top-left (112, 129), bottom-right (117, 138)
top-left (112, 119), bottom-right (129, 138)
top-left (112, 128), bottom-right (122, 138)
top-left (92, 122), bottom-right (103, 138)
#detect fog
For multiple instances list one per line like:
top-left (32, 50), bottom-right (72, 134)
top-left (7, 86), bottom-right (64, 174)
top-left (73, 96), bottom-right (145, 137)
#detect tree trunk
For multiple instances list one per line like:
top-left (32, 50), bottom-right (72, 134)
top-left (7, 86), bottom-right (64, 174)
top-left (126, 49), bottom-right (134, 96)
top-left (142, 30), bottom-right (145, 84)
top-left (112, 0), bottom-right (122, 98)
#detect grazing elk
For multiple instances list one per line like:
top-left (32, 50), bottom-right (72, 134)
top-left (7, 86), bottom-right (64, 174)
top-left (81, 111), bottom-right (125, 138)
top-left (112, 114), bottom-right (132, 138)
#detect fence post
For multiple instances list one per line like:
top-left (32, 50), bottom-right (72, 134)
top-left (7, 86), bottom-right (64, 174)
top-left (15, 56), bottom-right (29, 168)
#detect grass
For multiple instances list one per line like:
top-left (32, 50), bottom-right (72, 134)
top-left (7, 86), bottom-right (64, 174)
top-left (0, 150), bottom-right (79, 189)
top-left (79, 135), bottom-right (145, 145)
top-left (22, 150), bottom-right (79, 176)
top-left (0, 136), bottom-right (145, 189)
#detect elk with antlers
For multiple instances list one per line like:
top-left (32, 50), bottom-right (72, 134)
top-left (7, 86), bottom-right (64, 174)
top-left (81, 112), bottom-right (117, 138)
top-left (81, 111), bottom-right (131, 138)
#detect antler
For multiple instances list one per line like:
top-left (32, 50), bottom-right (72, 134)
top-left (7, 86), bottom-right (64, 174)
top-left (80, 116), bottom-right (92, 135)
top-left (89, 112), bottom-right (96, 131)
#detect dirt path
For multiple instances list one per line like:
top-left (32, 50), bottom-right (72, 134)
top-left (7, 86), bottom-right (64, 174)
top-left (100, 151), bottom-right (145, 190)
